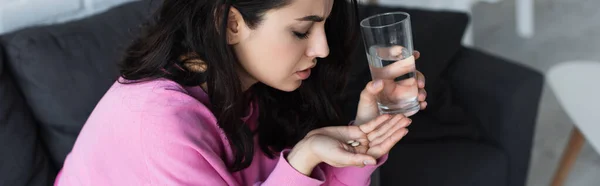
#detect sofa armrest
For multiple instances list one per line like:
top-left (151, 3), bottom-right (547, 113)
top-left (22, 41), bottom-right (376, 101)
top-left (448, 47), bottom-right (544, 186)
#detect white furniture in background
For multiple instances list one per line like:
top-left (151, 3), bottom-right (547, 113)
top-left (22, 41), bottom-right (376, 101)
top-left (377, 0), bottom-right (501, 46)
top-left (517, 0), bottom-right (535, 38)
top-left (370, 0), bottom-right (534, 45)
top-left (547, 61), bottom-right (600, 186)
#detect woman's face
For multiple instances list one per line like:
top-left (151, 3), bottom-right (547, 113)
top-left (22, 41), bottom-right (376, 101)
top-left (228, 0), bottom-right (334, 92)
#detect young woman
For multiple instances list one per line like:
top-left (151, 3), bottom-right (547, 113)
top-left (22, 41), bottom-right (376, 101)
top-left (55, 0), bottom-right (427, 185)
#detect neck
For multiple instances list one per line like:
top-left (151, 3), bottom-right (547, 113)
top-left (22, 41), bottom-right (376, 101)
top-left (200, 68), bottom-right (257, 93)
top-left (236, 64), bottom-right (258, 92)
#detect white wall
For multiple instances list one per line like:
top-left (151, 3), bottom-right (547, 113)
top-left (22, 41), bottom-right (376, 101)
top-left (0, 0), bottom-right (138, 35)
top-left (0, 0), bottom-right (490, 35)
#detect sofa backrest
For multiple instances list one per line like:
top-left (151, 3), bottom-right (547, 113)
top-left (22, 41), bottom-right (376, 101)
top-left (0, 0), bottom-right (158, 172)
top-left (1, 33), bottom-right (57, 186)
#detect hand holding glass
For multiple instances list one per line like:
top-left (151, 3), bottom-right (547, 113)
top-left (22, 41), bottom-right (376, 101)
top-left (360, 12), bottom-right (419, 116)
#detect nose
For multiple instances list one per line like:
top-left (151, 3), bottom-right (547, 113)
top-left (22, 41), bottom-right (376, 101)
top-left (306, 28), bottom-right (329, 58)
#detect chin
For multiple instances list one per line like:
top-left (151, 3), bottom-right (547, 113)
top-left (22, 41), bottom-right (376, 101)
top-left (273, 80), bottom-right (303, 92)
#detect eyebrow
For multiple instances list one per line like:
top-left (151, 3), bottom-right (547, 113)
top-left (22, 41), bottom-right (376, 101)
top-left (296, 15), bottom-right (325, 22)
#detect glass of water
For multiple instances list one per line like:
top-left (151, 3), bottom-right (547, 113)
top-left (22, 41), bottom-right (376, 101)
top-left (360, 12), bottom-right (419, 116)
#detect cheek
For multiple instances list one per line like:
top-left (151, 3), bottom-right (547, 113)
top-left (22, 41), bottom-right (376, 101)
top-left (241, 31), bottom-right (306, 85)
top-left (268, 40), bottom-right (305, 71)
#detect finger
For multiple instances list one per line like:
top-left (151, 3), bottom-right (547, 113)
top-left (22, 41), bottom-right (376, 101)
top-left (378, 58), bottom-right (416, 79)
top-left (307, 126), bottom-right (357, 140)
top-left (358, 114), bottom-right (391, 134)
top-left (420, 101), bottom-right (428, 110)
top-left (369, 128), bottom-right (409, 156)
top-left (416, 71), bottom-right (425, 88)
top-left (370, 118), bottom-right (411, 146)
top-left (377, 58), bottom-right (416, 79)
top-left (370, 125), bottom-right (403, 147)
top-left (418, 88), bottom-right (427, 102)
top-left (376, 45), bottom-right (405, 59)
top-left (413, 50), bottom-right (421, 60)
top-left (367, 114), bottom-right (405, 141)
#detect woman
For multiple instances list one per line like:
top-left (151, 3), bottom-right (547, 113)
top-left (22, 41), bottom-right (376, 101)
top-left (55, 0), bottom-right (427, 185)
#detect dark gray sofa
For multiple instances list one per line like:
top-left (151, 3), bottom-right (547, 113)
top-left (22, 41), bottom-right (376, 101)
top-left (0, 1), bottom-right (544, 186)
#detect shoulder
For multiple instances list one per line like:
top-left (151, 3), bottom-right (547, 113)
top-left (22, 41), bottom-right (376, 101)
top-left (91, 78), bottom-right (229, 153)
top-left (60, 78), bottom-right (234, 184)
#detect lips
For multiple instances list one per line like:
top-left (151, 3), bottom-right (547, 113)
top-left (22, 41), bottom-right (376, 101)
top-left (296, 62), bottom-right (316, 80)
top-left (296, 68), bottom-right (311, 79)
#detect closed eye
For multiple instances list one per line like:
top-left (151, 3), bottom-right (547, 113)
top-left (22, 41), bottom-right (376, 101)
top-left (293, 31), bottom-right (310, 39)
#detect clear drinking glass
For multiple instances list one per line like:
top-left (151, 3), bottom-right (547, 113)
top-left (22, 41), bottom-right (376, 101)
top-left (360, 12), bottom-right (419, 116)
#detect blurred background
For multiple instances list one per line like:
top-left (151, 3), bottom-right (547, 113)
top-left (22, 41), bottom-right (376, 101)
top-left (1, 0), bottom-right (598, 186)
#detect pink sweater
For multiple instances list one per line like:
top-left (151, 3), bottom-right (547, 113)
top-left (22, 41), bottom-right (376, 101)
top-left (55, 78), bottom-right (386, 186)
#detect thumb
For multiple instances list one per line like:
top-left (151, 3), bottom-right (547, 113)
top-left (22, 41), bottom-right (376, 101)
top-left (337, 144), bottom-right (378, 167)
top-left (359, 80), bottom-right (383, 106)
top-left (349, 153), bottom-right (378, 167)
top-left (368, 80), bottom-right (384, 94)
top-left (335, 145), bottom-right (377, 167)
top-left (355, 80), bottom-right (384, 124)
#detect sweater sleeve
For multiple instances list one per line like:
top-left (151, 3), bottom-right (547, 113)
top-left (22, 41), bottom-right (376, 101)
top-left (140, 108), bottom-right (325, 186)
top-left (322, 155), bottom-right (388, 186)
top-left (258, 150), bottom-right (326, 186)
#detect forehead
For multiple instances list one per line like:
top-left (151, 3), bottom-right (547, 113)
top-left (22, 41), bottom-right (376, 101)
top-left (272, 0), bottom-right (334, 19)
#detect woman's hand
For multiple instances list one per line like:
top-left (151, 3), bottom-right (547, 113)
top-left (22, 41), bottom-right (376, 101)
top-left (354, 51), bottom-right (427, 126)
top-left (287, 114), bottom-right (410, 175)
top-left (307, 114), bottom-right (411, 159)
top-left (287, 134), bottom-right (377, 175)
top-left (287, 113), bottom-right (411, 175)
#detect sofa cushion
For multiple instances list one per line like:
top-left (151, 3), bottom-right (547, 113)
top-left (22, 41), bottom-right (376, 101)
top-left (0, 45), bottom-right (56, 186)
top-left (380, 142), bottom-right (508, 186)
top-left (0, 1), bottom-right (157, 168)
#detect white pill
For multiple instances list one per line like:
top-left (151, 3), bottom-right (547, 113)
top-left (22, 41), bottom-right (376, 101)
top-left (346, 140), bottom-right (356, 144)
top-left (351, 141), bottom-right (360, 147)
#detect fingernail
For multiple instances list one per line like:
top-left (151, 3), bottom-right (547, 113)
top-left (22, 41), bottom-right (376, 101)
top-left (364, 160), bottom-right (376, 166)
top-left (405, 118), bottom-right (412, 127)
top-left (404, 129), bottom-right (409, 136)
top-left (372, 80), bottom-right (383, 89)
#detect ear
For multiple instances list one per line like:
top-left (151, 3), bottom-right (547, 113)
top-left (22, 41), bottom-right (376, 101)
top-left (226, 7), bottom-right (249, 45)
